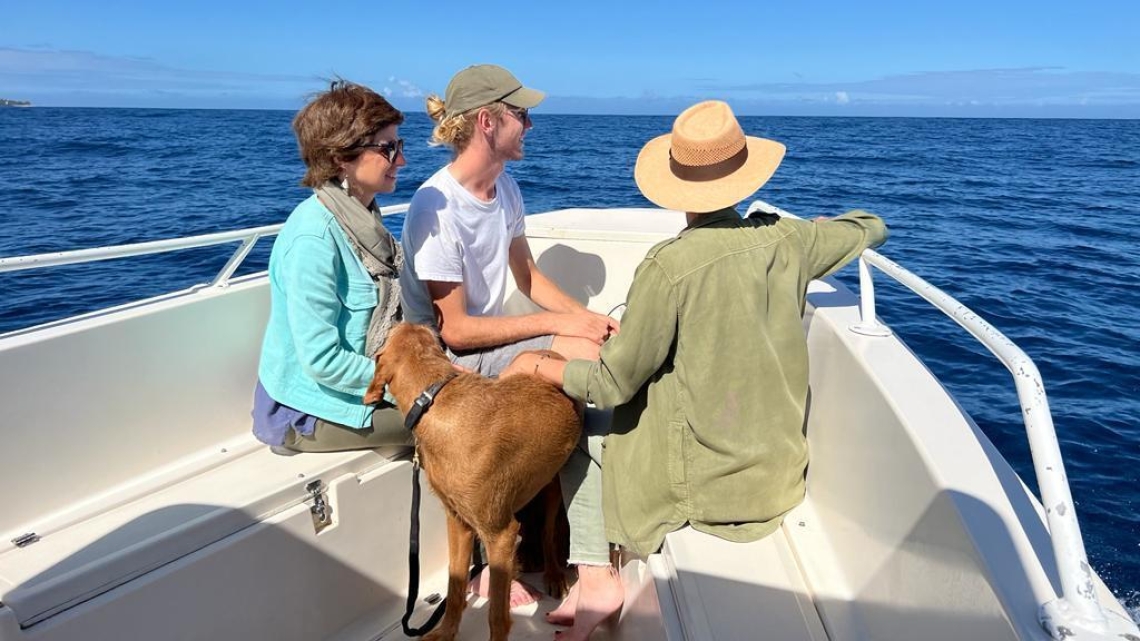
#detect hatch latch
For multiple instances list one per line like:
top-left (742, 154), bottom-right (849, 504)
top-left (12, 532), bottom-right (40, 548)
top-left (306, 480), bottom-right (332, 534)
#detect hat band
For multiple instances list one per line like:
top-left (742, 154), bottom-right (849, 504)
top-left (669, 145), bottom-right (749, 182)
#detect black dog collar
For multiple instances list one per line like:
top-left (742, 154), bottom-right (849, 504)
top-left (403, 373), bottom-right (458, 431)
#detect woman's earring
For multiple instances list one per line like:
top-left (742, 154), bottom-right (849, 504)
top-left (340, 176), bottom-right (350, 192)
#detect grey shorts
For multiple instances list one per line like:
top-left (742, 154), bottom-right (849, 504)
top-left (447, 334), bottom-right (555, 377)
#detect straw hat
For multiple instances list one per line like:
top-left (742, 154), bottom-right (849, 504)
top-left (634, 101), bottom-right (786, 213)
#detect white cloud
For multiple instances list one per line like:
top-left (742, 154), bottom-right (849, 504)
top-left (0, 46), bottom-right (307, 83)
top-left (835, 91), bottom-right (850, 104)
top-left (394, 78), bottom-right (423, 98)
top-left (0, 46), bottom-right (330, 107)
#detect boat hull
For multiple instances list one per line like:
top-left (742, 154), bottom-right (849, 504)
top-left (1, 207), bottom-right (1133, 640)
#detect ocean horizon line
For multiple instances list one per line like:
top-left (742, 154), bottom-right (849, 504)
top-left (4, 104), bottom-right (1139, 121)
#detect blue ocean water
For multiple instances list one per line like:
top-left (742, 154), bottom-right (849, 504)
top-left (1, 108), bottom-right (1138, 612)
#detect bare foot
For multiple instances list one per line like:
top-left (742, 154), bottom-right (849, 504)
top-left (553, 565), bottom-right (623, 640)
top-left (545, 580), bottom-right (579, 626)
top-left (467, 566), bottom-right (542, 608)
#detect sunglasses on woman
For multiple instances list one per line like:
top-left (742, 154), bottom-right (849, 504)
top-left (354, 138), bottom-right (404, 163)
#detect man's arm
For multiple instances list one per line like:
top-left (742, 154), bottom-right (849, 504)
top-left (507, 235), bottom-right (620, 335)
top-left (805, 210), bottom-right (888, 280)
top-left (427, 236), bottom-right (619, 351)
top-left (505, 256), bottom-right (678, 409)
top-left (428, 279), bottom-right (558, 351)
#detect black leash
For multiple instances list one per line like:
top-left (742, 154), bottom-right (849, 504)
top-left (400, 373), bottom-right (483, 637)
top-left (401, 456), bottom-right (446, 637)
top-left (401, 455), bottom-right (487, 637)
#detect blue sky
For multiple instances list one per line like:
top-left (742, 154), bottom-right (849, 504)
top-left (2, 0), bottom-right (1138, 117)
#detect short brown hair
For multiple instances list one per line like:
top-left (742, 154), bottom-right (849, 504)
top-left (292, 80), bottom-right (405, 187)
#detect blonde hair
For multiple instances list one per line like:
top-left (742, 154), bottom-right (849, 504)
top-left (426, 94), bottom-right (507, 154)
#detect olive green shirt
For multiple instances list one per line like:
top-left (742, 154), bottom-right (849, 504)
top-left (562, 208), bottom-right (888, 557)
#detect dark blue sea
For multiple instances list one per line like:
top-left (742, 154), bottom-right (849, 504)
top-left (1, 108), bottom-right (1138, 615)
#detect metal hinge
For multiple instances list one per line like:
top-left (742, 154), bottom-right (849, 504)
top-left (12, 533), bottom-right (40, 547)
top-left (306, 480), bottom-right (332, 534)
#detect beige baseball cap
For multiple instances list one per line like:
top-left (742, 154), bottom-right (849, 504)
top-left (443, 64), bottom-right (545, 118)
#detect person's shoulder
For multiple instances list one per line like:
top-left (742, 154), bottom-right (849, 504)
top-left (497, 171), bottom-right (524, 211)
top-left (739, 214), bottom-right (814, 243)
top-left (281, 194), bottom-right (336, 235)
top-left (276, 194), bottom-right (338, 255)
top-left (643, 234), bottom-right (684, 264)
top-left (774, 215), bottom-right (815, 235)
top-left (408, 166), bottom-right (455, 214)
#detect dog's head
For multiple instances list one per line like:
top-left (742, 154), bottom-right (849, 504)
top-left (363, 323), bottom-right (447, 405)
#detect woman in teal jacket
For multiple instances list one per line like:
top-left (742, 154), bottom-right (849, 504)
top-left (253, 80), bottom-right (410, 452)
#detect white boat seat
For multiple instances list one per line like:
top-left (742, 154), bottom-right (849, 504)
top-left (0, 440), bottom-right (409, 628)
top-left (660, 524), bottom-right (828, 641)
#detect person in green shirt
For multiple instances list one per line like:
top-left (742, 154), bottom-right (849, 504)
top-left (507, 100), bottom-right (888, 585)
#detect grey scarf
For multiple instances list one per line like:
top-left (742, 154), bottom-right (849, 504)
top-left (315, 181), bottom-right (403, 357)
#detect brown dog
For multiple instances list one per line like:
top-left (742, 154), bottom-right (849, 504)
top-left (364, 323), bottom-right (581, 641)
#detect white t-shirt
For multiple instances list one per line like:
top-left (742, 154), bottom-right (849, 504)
top-left (400, 165), bottom-right (527, 328)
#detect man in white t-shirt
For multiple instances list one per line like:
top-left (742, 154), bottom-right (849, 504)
top-left (400, 64), bottom-right (622, 640)
top-left (401, 72), bottom-right (617, 370)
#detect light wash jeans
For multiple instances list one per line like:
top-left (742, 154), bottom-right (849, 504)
top-left (560, 409), bottom-right (611, 565)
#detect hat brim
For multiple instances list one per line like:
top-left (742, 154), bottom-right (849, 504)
top-left (634, 135), bottom-right (786, 213)
top-left (501, 86), bottom-right (545, 109)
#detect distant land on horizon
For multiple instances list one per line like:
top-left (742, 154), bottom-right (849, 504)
top-left (0, 98), bottom-right (32, 107)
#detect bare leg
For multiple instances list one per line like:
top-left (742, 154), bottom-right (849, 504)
top-left (484, 520), bottom-right (521, 641)
top-left (553, 564), bottom-right (623, 640)
top-left (423, 510), bottom-right (474, 641)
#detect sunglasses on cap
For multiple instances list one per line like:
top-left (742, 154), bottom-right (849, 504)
top-left (353, 137), bottom-right (404, 163)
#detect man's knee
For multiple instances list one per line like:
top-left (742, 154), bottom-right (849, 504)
top-left (551, 335), bottom-right (601, 360)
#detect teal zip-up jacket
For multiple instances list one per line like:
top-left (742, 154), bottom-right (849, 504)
top-left (563, 208), bottom-right (888, 557)
top-left (258, 194), bottom-right (381, 428)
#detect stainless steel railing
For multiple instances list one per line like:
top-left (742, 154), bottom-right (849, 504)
top-left (0, 204), bottom-right (410, 288)
top-left (852, 248), bottom-right (1107, 636)
top-left (747, 198), bottom-right (1131, 640)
